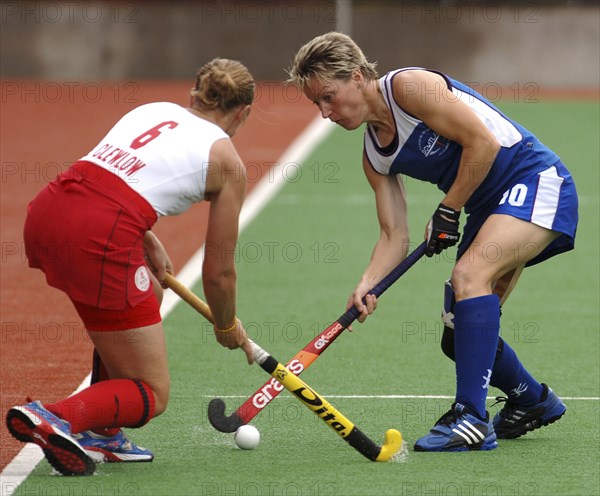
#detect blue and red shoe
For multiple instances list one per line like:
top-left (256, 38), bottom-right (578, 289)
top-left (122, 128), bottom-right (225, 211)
top-left (414, 403), bottom-right (498, 452)
top-left (6, 401), bottom-right (95, 476)
top-left (74, 429), bottom-right (154, 463)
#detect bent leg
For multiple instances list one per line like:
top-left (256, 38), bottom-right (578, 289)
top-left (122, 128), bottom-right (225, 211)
top-left (87, 268), bottom-right (166, 427)
top-left (452, 214), bottom-right (558, 301)
top-left (46, 322), bottom-right (170, 434)
top-left (440, 266), bottom-right (523, 360)
top-left (450, 215), bottom-right (558, 419)
top-left (88, 350), bottom-right (121, 437)
top-left (494, 266), bottom-right (524, 307)
top-left (88, 322), bottom-right (170, 415)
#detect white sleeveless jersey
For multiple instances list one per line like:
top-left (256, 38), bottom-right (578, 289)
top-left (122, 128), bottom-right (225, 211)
top-left (81, 102), bottom-right (229, 217)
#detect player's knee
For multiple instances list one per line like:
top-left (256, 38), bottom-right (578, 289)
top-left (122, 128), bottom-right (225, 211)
top-left (150, 381), bottom-right (171, 417)
top-left (450, 264), bottom-right (483, 301)
top-left (153, 397), bottom-right (169, 417)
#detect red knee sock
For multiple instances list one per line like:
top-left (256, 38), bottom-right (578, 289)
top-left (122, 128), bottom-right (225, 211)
top-left (45, 378), bottom-right (155, 434)
top-left (90, 350), bottom-right (120, 437)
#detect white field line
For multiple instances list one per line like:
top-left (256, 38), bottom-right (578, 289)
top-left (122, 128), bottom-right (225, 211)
top-left (0, 116), bottom-right (335, 494)
top-left (1, 377), bottom-right (91, 493)
top-left (205, 394), bottom-right (600, 401)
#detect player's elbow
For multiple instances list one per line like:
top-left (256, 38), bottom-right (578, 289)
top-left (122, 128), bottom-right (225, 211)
top-left (480, 134), bottom-right (501, 162)
top-left (381, 228), bottom-right (409, 255)
top-left (203, 264), bottom-right (237, 294)
top-left (489, 137), bottom-right (501, 159)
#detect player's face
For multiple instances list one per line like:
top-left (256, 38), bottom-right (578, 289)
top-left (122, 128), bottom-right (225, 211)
top-left (304, 76), bottom-right (366, 130)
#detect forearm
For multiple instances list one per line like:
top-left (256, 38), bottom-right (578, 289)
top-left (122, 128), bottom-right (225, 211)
top-left (360, 231), bottom-right (409, 290)
top-left (143, 231), bottom-right (172, 279)
top-left (143, 230), bottom-right (161, 251)
top-left (202, 265), bottom-right (237, 330)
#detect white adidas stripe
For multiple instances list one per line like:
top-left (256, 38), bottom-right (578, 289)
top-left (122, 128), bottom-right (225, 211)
top-left (453, 421), bottom-right (485, 444)
top-left (452, 427), bottom-right (476, 444)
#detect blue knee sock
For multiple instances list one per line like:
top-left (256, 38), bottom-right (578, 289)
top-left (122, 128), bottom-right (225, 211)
top-left (454, 294), bottom-right (500, 420)
top-left (490, 339), bottom-right (543, 406)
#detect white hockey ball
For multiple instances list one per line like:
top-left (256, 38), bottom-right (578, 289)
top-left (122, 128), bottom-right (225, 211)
top-left (234, 425), bottom-right (260, 450)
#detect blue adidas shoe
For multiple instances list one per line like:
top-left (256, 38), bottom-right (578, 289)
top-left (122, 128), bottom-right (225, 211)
top-left (414, 403), bottom-right (498, 452)
top-left (493, 383), bottom-right (566, 439)
top-left (6, 401), bottom-right (95, 476)
top-left (74, 429), bottom-right (154, 463)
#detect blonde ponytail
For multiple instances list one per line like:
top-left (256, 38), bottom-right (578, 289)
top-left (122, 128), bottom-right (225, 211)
top-left (191, 58), bottom-right (254, 112)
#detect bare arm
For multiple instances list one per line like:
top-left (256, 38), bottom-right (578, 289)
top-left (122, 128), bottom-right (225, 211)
top-left (393, 70), bottom-right (500, 211)
top-left (203, 137), bottom-right (253, 363)
top-left (203, 138), bottom-right (244, 329)
top-left (143, 231), bottom-right (173, 282)
top-left (351, 153), bottom-right (410, 321)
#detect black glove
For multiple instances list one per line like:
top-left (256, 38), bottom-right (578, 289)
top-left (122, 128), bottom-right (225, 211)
top-left (426, 203), bottom-right (461, 257)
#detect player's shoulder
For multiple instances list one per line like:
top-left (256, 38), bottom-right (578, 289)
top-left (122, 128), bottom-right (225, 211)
top-left (387, 68), bottom-right (452, 108)
top-left (388, 67), bottom-right (447, 86)
top-left (209, 134), bottom-right (238, 161)
top-left (117, 102), bottom-right (185, 124)
top-left (128, 101), bottom-right (185, 116)
top-left (128, 102), bottom-right (227, 135)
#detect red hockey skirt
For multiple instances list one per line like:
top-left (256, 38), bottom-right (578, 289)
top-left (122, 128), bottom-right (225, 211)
top-left (23, 161), bottom-right (161, 331)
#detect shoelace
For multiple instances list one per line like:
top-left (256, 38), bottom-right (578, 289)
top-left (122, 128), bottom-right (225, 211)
top-left (436, 406), bottom-right (460, 427)
top-left (491, 396), bottom-right (517, 420)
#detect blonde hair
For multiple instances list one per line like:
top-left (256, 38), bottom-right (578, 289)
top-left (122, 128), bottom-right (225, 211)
top-left (191, 58), bottom-right (254, 112)
top-left (287, 32), bottom-right (378, 89)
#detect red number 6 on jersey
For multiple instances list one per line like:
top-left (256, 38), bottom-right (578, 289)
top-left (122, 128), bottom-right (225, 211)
top-left (130, 121), bottom-right (179, 150)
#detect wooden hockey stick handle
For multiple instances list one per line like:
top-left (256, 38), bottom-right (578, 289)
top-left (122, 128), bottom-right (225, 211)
top-left (163, 273), bottom-right (214, 323)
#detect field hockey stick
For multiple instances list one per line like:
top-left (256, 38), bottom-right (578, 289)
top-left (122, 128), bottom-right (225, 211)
top-left (206, 241), bottom-right (427, 432)
top-left (162, 274), bottom-right (403, 462)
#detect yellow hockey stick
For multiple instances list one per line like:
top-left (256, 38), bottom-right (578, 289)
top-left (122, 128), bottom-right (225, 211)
top-left (163, 273), bottom-right (402, 462)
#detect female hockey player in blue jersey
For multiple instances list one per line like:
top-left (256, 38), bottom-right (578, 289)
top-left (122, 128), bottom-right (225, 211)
top-left (287, 32), bottom-right (578, 452)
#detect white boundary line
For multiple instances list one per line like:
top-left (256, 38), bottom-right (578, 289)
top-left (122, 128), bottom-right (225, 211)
top-left (1, 378), bottom-right (91, 493)
top-left (0, 116), bottom-right (334, 494)
top-left (208, 394), bottom-right (600, 401)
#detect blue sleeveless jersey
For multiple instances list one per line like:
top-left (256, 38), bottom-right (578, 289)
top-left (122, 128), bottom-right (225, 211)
top-left (363, 69), bottom-right (561, 214)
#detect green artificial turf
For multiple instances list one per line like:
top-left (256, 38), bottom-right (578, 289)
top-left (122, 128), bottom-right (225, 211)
top-left (15, 101), bottom-right (599, 496)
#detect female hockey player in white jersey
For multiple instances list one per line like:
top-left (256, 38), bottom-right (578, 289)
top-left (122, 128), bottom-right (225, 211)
top-left (8, 58), bottom-right (256, 475)
top-left (287, 32), bottom-right (578, 452)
